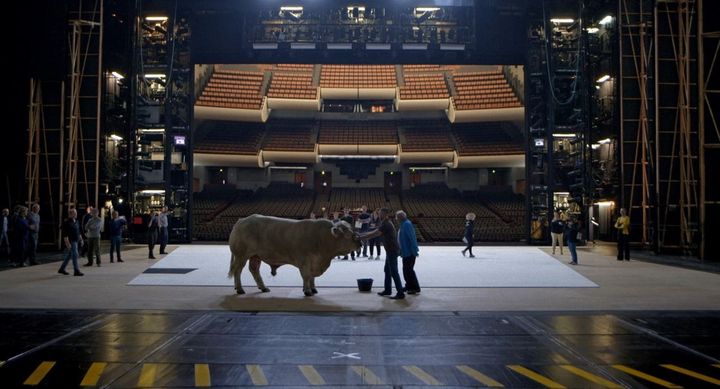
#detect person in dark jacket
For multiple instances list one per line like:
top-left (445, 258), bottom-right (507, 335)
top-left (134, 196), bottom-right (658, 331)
top-left (79, 206), bottom-right (93, 256)
top-left (109, 211), bottom-right (127, 263)
top-left (357, 205), bottom-right (371, 257)
top-left (147, 211), bottom-right (160, 259)
top-left (550, 211), bottom-right (565, 255)
top-left (461, 212), bottom-right (476, 258)
top-left (340, 208), bottom-right (356, 261)
top-left (58, 208), bottom-right (83, 276)
top-left (368, 209), bottom-right (382, 260)
top-left (565, 216), bottom-right (579, 265)
top-left (359, 208), bottom-right (405, 300)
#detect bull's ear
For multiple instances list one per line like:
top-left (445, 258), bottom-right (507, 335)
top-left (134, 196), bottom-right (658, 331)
top-left (331, 226), bottom-right (340, 237)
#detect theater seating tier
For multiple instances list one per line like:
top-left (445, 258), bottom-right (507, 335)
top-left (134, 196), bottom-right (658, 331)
top-left (196, 70), bottom-right (265, 110)
top-left (401, 122), bottom-right (454, 152)
top-left (195, 124), bottom-right (264, 154)
top-left (452, 123), bottom-right (524, 156)
top-left (320, 65), bottom-right (397, 88)
top-left (452, 70), bottom-right (521, 110)
top-left (267, 73), bottom-right (317, 100)
top-left (318, 121), bottom-right (398, 145)
top-left (400, 73), bottom-right (449, 100)
top-left (262, 123), bottom-right (315, 151)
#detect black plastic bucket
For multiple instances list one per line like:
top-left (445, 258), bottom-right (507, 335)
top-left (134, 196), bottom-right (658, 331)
top-left (357, 278), bottom-right (373, 292)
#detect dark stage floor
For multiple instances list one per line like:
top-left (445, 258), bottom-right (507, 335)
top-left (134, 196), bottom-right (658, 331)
top-left (1, 310), bottom-right (719, 388)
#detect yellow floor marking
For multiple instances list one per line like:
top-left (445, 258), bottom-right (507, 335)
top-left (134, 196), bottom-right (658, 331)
top-left (0, 361), bottom-right (5, 368)
top-left (403, 365), bottom-right (442, 385)
top-left (246, 364), bottom-right (268, 385)
top-left (559, 365), bottom-right (622, 388)
top-left (23, 361), bottom-right (56, 386)
top-left (195, 364), bottom-right (211, 387)
top-left (351, 365), bottom-right (384, 385)
top-left (298, 365), bottom-right (326, 385)
top-left (507, 365), bottom-right (566, 389)
top-left (137, 363), bottom-right (158, 387)
top-left (612, 365), bottom-right (682, 388)
top-left (714, 364), bottom-right (720, 369)
top-left (456, 365), bottom-right (504, 387)
top-left (80, 362), bottom-right (107, 386)
top-left (661, 364), bottom-right (720, 386)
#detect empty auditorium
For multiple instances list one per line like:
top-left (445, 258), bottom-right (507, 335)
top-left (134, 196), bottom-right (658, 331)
top-left (2, 0), bottom-right (720, 387)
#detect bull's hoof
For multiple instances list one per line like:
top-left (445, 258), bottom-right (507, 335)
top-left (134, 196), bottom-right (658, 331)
top-left (260, 287), bottom-right (270, 293)
top-left (311, 288), bottom-right (318, 295)
top-left (236, 288), bottom-right (245, 295)
top-left (304, 290), bottom-right (313, 297)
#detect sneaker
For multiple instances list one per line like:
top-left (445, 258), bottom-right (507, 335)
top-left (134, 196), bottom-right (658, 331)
top-left (390, 294), bottom-right (405, 300)
top-left (118, 259), bottom-right (124, 263)
top-left (407, 289), bottom-right (420, 295)
top-left (377, 291), bottom-right (391, 296)
top-left (461, 250), bottom-right (466, 257)
top-left (149, 255), bottom-right (156, 259)
top-left (375, 256), bottom-right (381, 260)
top-left (83, 263), bottom-right (93, 267)
top-left (569, 261), bottom-right (577, 265)
top-left (58, 270), bottom-right (69, 275)
top-left (73, 271), bottom-right (84, 276)
top-left (469, 254), bottom-right (475, 258)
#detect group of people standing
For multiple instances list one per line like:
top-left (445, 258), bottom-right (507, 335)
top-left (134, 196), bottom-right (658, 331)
top-left (317, 206), bottom-right (420, 300)
top-left (550, 211), bottom-right (581, 265)
top-left (0, 204), bottom-right (41, 267)
top-left (58, 206), bottom-right (128, 276)
top-left (358, 208), bottom-right (420, 300)
top-left (549, 207), bottom-right (632, 265)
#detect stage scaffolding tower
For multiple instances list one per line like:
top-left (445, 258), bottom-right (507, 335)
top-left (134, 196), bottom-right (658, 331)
top-left (130, 0), bottom-right (193, 243)
top-left (25, 0), bottom-right (103, 248)
top-left (698, 0), bottom-right (720, 260)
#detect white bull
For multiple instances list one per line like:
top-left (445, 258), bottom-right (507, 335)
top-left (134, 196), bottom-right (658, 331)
top-left (228, 214), bottom-right (361, 296)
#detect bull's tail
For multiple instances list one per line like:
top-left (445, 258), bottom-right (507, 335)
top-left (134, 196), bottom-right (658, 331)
top-left (228, 252), bottom-right (239, 278)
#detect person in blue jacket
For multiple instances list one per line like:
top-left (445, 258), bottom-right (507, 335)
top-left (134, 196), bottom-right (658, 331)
top-left (396, 210), bottom-right (421, 295)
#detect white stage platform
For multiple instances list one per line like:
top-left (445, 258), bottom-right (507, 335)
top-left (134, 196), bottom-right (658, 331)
top-left (128, 246), bottom-right (597, 289)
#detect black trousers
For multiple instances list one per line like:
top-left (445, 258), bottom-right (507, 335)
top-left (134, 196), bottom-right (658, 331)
top-left (463, 239), bottom-right (474, 255)
top-left (617, 234), bottom-right (630, 260)
top-left (402, 255), bottom-right (420, 292)
top-left (148, 229), bottom-right (158, 255)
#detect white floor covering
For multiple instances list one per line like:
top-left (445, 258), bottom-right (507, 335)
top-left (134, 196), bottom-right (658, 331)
top-left (128, 246), bottom-right (598, 288)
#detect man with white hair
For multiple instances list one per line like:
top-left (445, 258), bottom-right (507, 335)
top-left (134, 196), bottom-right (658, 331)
top-left (396, 210), bottom-right (420, 295)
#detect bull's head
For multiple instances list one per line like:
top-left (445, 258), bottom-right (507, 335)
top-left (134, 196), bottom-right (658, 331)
top-left (331, 221), bottom-right (362, 253)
